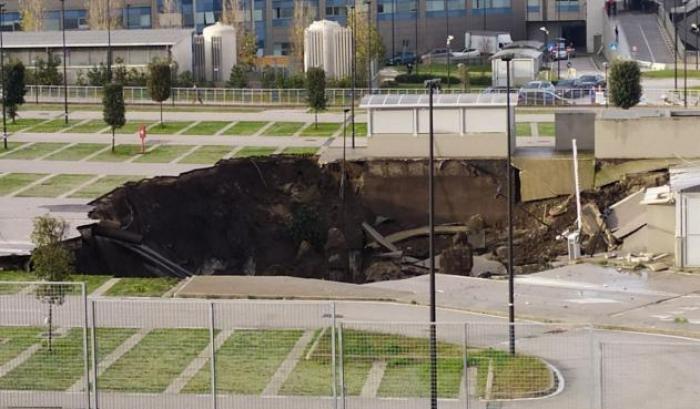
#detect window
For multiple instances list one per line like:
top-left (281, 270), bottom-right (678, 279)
top-left (555, 0), bottom-right (579, 12)
top-left (63, 10), bottom-right (88, 30)
top-left (326, 6), bottom-right (348, 16)
top-left (1, 11), bottom-right (21, 31)
top-left (273, 42), bottom-right (291, 55)
top-left (123, 6), bottom-right (152, 29)
top-left (447, 0), bottom-right (465, 10)
top-left (472, 0), bottom-right (511, 14)
top-left (426, 0), bottom-right (445, 12)
top-left (42, 10), bottom-right (61, 31)
top-left (527, 0), bottom-right (540, 12)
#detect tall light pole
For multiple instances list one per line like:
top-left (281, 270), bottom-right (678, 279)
top-left (693, 24), bottom-right (700, 72)
top-left (341, 108), bottom-right (349, 201)
top-left (60, 0), bottom-right (68, 124)
top-left (391, 0), bottom-right (396, 61)
top-left (603, 62), bottom-right (609, 108)
top-left (540, 26), bottom-right (549, 75)
top-left (446, 35), bottom-right (454, 89)
top-left (364, 0), bottom-right (372, 93)
top-left (443, 0), bottom-right (449, 51)
top-left (501, 53), bottom-right (515, 356)
top-left (350, 4), bottom-right (357, 148)
top-left (107, 0), bottom-right (112, 81)
top-left (675, 0), bottom-right (679, 90)
top-left (412, 2), bottom-right (419, 74)
top-left (0, 3), bottom-right (6, 150)
top-left (424, 77), bottom-right (441, 409)
top-left (684, 1), bottom-right (688, 107)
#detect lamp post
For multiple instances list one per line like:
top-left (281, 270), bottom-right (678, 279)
top-left (603, 61), bottom-right (609, 108)
top-left (683, 1), bottom-right (688, 108)
top-left (341, 108), bottom-right (350, 201)
top-left (60, 0), bottom-right (68, 124)
top-left (350, 4), bottom-right (357, 148)
top-left (364, 0), bottom-right (372, 93)
top-left (413, 2), bottom-right (419, 74)
top-left (446, 35), bottom-right (454, 89)
top-left (501, 53), bottom-right (515, 356)
top-left (107, 0), bottom-right (112, 81)
top-left (540, 26), bottom-right (549, 75)
top-left (391, 0), bottom-right (396, 62)
top-left (0, 3), bottom-right (6, 150)
top-left (692, 24), bottom-right (700, 72)
top-left (424, 77), bottom-right (441, 409)
top-left (674, 0), bottom-right (678, 90)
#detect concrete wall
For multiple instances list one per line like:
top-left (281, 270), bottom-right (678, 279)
top-left (595, 114), bottom-right (700, 159)
top-left (647, 204), bottom-right (676, 255)
top-left (555, 111), bottom-right (595, 151)
top-left (368, 106), bottom-right (511, 136)
top-left (367, 133), bottom-right (511, 158)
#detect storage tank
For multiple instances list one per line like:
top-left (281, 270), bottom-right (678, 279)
top-left (202, 22), bottom-right (237, 83)
top-left (304, 20), bottom-right (352, 79)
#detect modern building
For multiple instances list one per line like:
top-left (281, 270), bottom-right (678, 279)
top-left (2, 0), bottom-right (600, 60)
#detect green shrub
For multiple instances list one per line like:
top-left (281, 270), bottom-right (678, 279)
top-left (609, 60), bottom-right (641, 109)
top-left (395, 73), bottom-right (461, 85)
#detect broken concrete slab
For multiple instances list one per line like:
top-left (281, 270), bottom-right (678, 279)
top-left (366, 225), bottom-right (485, 250)
top-left (513, 155), bottom-right (595, 202)
top-left (607, 189), bottom-right (645, 231)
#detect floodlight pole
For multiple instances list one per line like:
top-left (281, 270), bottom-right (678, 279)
top-left (60, 0), bottom-right (69, 124)
top-left (502, 54), bottom-right (515, 356)
top-left (425, 78), bottom-right (441, 409)
top-left (603, 62), bottom-right (609, 108)
top-left (414, 2), bottom-right (419, 74)
top-left (364, 0), bottom-right (372, 94)
top-left (391, 0), bottom-right (396, 61)
top-left (107, 0), bottom-right (112, 81)
top-left (0, 3), bottom-right (6, 150)
top-left (684, 1), bottom-right (688, 107)
top-left (350, 4), bottom-right (356, 149)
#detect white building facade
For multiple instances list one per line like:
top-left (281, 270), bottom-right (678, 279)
top-left (303, 20), bottom-right (352, 80)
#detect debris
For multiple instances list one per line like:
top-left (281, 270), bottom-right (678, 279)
top-left (641, 185), bottom-right (673, 205)
top-left (548, 196), bottom-right (572, 217)
top-left (646, 262), bottom-right (669, 272)
top-left (362, 222), bottom-right (399, 253)
top-left (439, 232), bottom-right (474, 276)
top-left (652, 253), bottom-right (669, 261)
top-left (366, 225), bottom-right (485, 250)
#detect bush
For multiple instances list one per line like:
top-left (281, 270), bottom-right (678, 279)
top-left (395, 73), bottom-right (461, 85)
top-left (227, 65), bottom-right (248, 88)
top-left (609, 60), bottom-right (641, 109)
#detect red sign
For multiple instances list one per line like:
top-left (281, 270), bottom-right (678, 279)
top-left (138, 124), bottom-right (147, 140)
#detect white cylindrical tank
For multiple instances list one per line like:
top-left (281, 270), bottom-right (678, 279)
top-left (203, 22), bottom-right (237, 83)
top-left (304, 20), bottom-right (352, 79)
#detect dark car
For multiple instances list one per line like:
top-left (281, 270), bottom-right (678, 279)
top-left (554, 79), bottom-right (576, 96)
top-left (578, 74), bottom-right (606, 89)
top-left (517, 89), bottom-right (571, 106)
top-left (385, 51), bottom-right (417, 66)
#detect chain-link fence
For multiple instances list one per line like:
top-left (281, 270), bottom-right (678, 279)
top-left (2, 280), bottom-right (699, 409)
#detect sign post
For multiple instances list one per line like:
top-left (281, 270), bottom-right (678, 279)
top-left (138, 124), bottom-right (147, 153)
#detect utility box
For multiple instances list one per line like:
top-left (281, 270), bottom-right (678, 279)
top-left (555, 111), bottom-right (596, 152)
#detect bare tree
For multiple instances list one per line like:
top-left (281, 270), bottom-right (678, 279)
top-left (347, 7), bottom-right (385, 82)
top-left (86, 0), bottom-right (123, 30)
top-left (158, 0), bottom-right (182, 28)
top-left (221, 0), bottom-right (242, 25)
top-left (18, 0), bottom-right (45, 32)
top-left (290, 0), bottom-right (315, 72)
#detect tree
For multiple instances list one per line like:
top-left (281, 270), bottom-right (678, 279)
top-left (306, 67), bottom-right (326, 128)
top-left (18, 0), bottom-right (45, 31)
top-left (87, 63), bottom-right (111, 86)
top-left (4, 61), bottom-right (27, 123)
top-left (28, 56), bottom-right (63, 86)
top-left (227, 65), bottom-right (248, 88)
top-left (347, 8), bottom-right (385, 83)
top-left (103, 82), bottom-right (126, 152)
top-left (239, 32), bottom-right (258, 68)
top-left (158, 0), bottom-right (181, 28)
top-left (147, 61), bottom-right (172, 125)
top-left (30, 214), bottom-right (74, 352)
top-left (609, 60), bottom-right (641, 109)
top-left (290, 0), bottom-right (315, 72)
top-left (87, 0), bottom-right (123, 29)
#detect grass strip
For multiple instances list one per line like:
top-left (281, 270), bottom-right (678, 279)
top-left (183, 121), bottom-right (231, 135)
top-left (69, 175), bottom-right (142, 199)
top-left (147, 122), bottom-right (196, 135)
top-left (1, 143), bottom-right (67, 160)
top-left (178, 145), bottom-right (233, 164)
top-left (235, 146), bottom-right (275, 157)
top-left (88, 145), bottom-right (142, 162)
top-left (68, 120), bottom-right (109, 134)
top-left (223, 121), bottom-right (268, 136)
top-left (282, 147), bottom-right (319, 155)
top-left (299, 123), bottom-right (341, 137)
top-left (104, 277), bottom-right (179, 297)
top-left (45, 143), bottom-right (108, 161)
top-left (263, 122), bottom-right (305, 136)
top-left (0, 173), bottom-right (46, 196)
top-left (17, 174), bottom-right (94, 198)
top-left (133, 145), bottom-right (196, 163)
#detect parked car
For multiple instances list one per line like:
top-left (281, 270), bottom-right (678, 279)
top-left (519, 80), bottom-right (555, 94)
top-left (420, 48), bottom-right (454, 63)
top-left (546, 38), bottom-right (575, 60)
top-left (451, 48), bottom-right (481, 60)
top-left (517, 89), bottom-right (571, 106)
top-left (385, 51), bottom-right (417, 66)
top-left (577, 74), bottom-right (606, 89)
top-left (554, 79), bottom-right (577, 96)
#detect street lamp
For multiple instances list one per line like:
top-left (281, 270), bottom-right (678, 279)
top-left (603, 62), bottom-right (609, 108)
top-left (349, 4), bottom-right (357, 148)
top-left (0, 3), bottom-right (6, 150)
top-left (107, 0), bottom-right (112, 81)
top-left (60, 0), bottom-right (69, 124)
top-left (391, 0), bottom-right (396, 63)
top-left (683, 1), bottom-right (688, 108)
top-left (539, 26), bottom-right (549, 74)
top-left (446, 35), bottom-right (454, 90)
top-left (692, 24), bottom-right (700, 72)
top-left (501, 52), bottom-right (515, 356)
top-left (412, 2), bottom-right (419, 74)
top-left (364, 0), bottom-right (372, 94)
top-left (674, 0), bottom-right (678, 90)
top-left (424, 77), bottom-right (441, 409)
top-left (341, 108), bottom-right (350, 201)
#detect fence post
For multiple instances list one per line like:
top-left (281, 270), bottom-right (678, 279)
top-left (81, 282), bottom-right (91, 409)
top-left (209, 302), bottom-right (217, 409)
top-left (339, 322), bottom-right (346, 409)
top-left (463, 323), bottom-right (469, 409)
top-left (597, 337), bottom-right (604, 409)
top-left (90, 300), bottom-right (99, 409)
top-left (331, 302), bottom-right (337, 409)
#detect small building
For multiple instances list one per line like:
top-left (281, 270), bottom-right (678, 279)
top-left (490, 46), bottom-right (544, 88)
top-left (359, 93), bottom-right (515, 158)
top-left (2, 28), bottom-right (194, 83)
top-left (303, 20), bottom-right (352, 79)
top-left (671, 167), bottom-right (700, 268)
top-left (202, 23), bottom-right (237, 84)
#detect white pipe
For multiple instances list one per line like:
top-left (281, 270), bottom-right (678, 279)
top-left (573, 138), bottom-right (582, 232)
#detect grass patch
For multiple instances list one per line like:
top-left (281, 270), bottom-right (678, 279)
top-left (99, 329), bottom-right (210, 393)
top-left (0, 327), bottom-right (43, 367)
top-left (0, 142), bottom-right (26, 153)
top-left (235, 146), bottom-right (276, 157)
top-left (0, 328), bottom-right (135, 391)
top-left (178, 145), bottom-right (234, 164)
top-left (353, 123), bottom-right (368, 137)
top-left (281, 328), bottom-right (369, 396)
top-left (299, 123), bottom-right (341, 137)
top-left (88, 145), bottom-right (142, 162)
top-left (6, 118), bottom-right (47, 133)
top-left (1, 143), bottom-right (67, 160)
top-left (470, 349), bottom-right (552, 399)
top-left (0, 271), bottom-right (112, 295)
top-left (182, 121), bottom-right (231, 135)
top-left (642, 69), bottom-right (700, 78)
top-left (516, 122), bottom-right (532, 136)
top-left (17, 174), bottom-right (93, 198)
top-left (115, 122), bottom-right (154, 134)
top-left (223, 121), bottom-right (268, 136)
top-left (537, 122), bottom-right (556, 137)
top-left (147, 122), bottom-right (196, 135)
top-left (133, 145), bottom-right (196, 163)
top-left (379, 358), bottom-right (463, 398)
top-left (0, 173), bottom-right (47, 196)
top-left (282, 147), bottom-right (319, 155)
top-left (70, 275), bottom-right (113, 294)
top-left (26, 119), bottom-right (81, 133)
top-left (68, 175), bottom-right (143, 199)
top-left (183, 329), bottom-right (303, 394)
top-left (68, 120), bottom-right (109, 133)
top-left (104, 277), bottom-right (179, 297)
top-left (263, 122), bottom-right (305, 136)
top-left (45, 143), bottom-right (108, 161)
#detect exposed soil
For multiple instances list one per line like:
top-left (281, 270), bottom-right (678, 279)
top-left (77, 156), bottom-right (663, 282)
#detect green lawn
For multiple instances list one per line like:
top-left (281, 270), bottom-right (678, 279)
top-left (353, 123), bottom-right (368, 137)
top-left (516, 122), bottom-right (532, 136)
top-left (0, 270), bottom-right (112, 295)
top-left (0, 142), bottom-right (26, 153)
top-left (0, 328), bottom-right (135, 391)
top-left (235, 146), bottom-right (276, 157)
top-left (104, 277), bottom-right (179, 297)
top-left (0, 327), bottom-right (43, 366)
top-left (6, 118), bottom-right (47, 133)
top-left (70, 275), bottom-right (113, 294)
top-left (0, 173), bottom-right (47, 196)
top-left (642, 69), bottom-right (700, 78)
top-left (299, 123), bottom-right (341, 137)
top-left (26, 119), bottom-right (81, 133)
top-left (183, 329), bottom-right (303, 394)
top-left (263, 122), bottom-right (305, 136)
top-left (116, 122), bottom-right (154, 134)
top-left (223, 121), bottom-right (268, 136)
top-left (537, 122), bottom-right (556, 137)
top-left (182, 121), bottom-right (231, 135)
top-left (147, 122), bottom-right (196, 135)
top-left (470, 349), bottom-right (552, 399)
top-left (133, 145), bottom-right (196, 163)
top-left (67, 120), bottom-right (109, 134)
top-left (99, 329), bottom-right (210, 393)
top-left (44, 143), bottom-right (108, 161)
top-left (282, 147), bottom-right (319, 155)
top-left (177, 145), bottom-right (233, 164)
top-left (1, 143), bottom-right (67, 160)
top-left (69, 175), bottom-right (143, 199)
top-left (88, 145), bottom-right (142, 162)
top-left (17, 174), bottom-right (94, 198)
